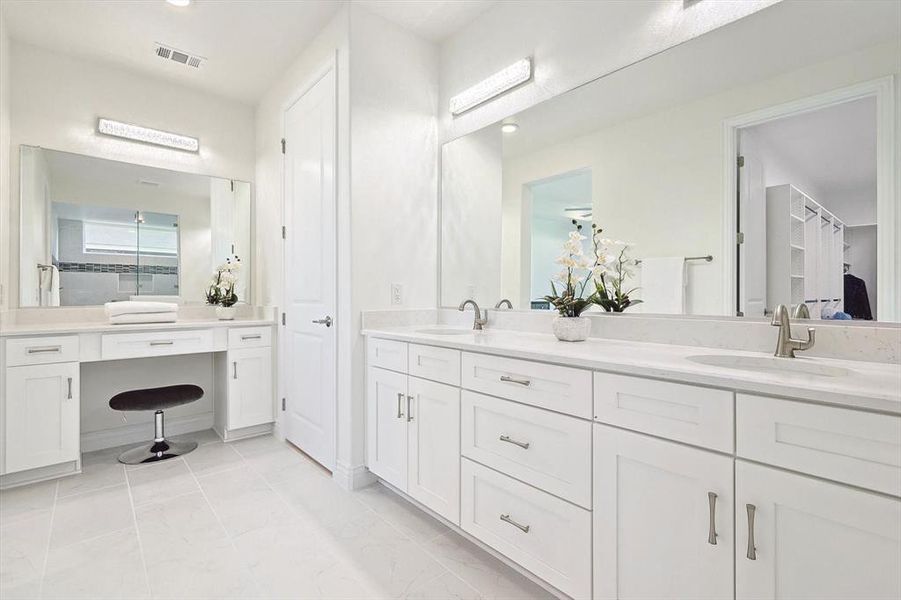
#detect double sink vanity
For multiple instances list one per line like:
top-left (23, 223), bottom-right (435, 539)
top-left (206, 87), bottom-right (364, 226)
top-left (363, 318), bottom-right (901, 599)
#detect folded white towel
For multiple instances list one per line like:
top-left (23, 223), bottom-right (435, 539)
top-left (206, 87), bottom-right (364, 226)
top-left (105, 301), bottom-right (179, 317)
top-left (109, 312), bottom-right (178, 325)
top-left (639, 257), bottom-right (687, 314)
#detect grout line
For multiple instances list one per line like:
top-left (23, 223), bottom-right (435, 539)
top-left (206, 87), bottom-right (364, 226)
top-left (123, 463), bottom-right (152, 599)
top-left (37, 480), bottom-right (60, 599)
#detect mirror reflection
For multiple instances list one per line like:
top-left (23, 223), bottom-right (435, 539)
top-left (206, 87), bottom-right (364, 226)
top-left (19, 146), bottom-right (251, 307)
top-left (440, 0), bottom-right (899, 322)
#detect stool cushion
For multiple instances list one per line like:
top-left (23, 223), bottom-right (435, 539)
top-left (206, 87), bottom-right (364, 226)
top-left (109, 384), bottom-right (204, 412)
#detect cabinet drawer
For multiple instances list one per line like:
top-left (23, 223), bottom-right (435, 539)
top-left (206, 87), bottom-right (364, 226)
top-left (227, 326), bottom-right (272, 349)
top-left (461, 352), bottom-right (592, 418)
top-left (5, 335), bottom-right (80, 367)
top-left (461, 391), bottom-right (591, 508)
top-left (408, 344), bottom-right (460, 386)
top-left (101, 329), bottom-right (214, 360)
top-left (594, 372), bottom-right (733, 452)
top-left (461, 458), bottom-right (591, 599)
top-left (367, 338), bottom-right (408, 373)
top-left (737, 394), bottom-right (901, 496)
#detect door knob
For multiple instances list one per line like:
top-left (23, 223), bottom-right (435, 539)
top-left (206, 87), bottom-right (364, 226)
top-left (311, 316), bottom-right (333, 327)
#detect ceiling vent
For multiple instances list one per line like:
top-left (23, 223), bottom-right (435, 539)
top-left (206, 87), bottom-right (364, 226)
top-left (154, 43), bottom-right (205, 69)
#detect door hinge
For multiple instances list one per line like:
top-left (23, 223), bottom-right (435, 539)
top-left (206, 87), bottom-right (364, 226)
top-left (737, 155), bottom-right (745, 168)
top-left (281, 398), bottom-right (286, 411)
top-left (281, 226), bottom-right (286, 239)
top-left (230, 179), bottom-right (234, 192)
top-left (281, 312), bottom-right (286, 326)
top-left (281, 138), bottom-right (286, 154)
top-left (737, 232), bottom-right (745, 244)
top-left (231, 244), bottom-right (235, 254)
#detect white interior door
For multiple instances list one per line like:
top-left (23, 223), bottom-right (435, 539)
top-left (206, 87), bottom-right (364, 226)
top-left (282, 65), bottom-right (337, 471)
top-left (739, 153), bottom-right (767, 317)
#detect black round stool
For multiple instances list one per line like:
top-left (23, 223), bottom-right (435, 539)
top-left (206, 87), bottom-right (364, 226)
top-left (109, 384), bottom-right (204, 464)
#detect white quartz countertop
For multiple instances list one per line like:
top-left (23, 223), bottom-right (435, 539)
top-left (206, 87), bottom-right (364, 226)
top-left (0, 317), bottom-right (276, 337)
top-left (362, 326), bottom-right (901, 415)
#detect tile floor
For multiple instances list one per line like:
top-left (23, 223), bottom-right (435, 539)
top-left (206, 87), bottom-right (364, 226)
top-left (0, 431), bottom-right (551, 599)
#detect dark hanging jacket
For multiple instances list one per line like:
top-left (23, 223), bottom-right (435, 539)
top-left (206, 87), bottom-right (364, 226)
top-left (843, 273), bottom-right (872, 320)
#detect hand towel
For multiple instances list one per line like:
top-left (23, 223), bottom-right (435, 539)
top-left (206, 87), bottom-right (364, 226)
top-left (108, 312), bottom-right (178, 325)
top-left (639, 257), bottom-right (686, 314)
top-left (105, 300), bottom-right (179, 317)
top-left (48, 265), bottom-right (60, 307)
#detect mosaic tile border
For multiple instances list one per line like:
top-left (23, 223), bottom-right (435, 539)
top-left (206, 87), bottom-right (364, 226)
top-left (57, 262), bottom-right (178, 275)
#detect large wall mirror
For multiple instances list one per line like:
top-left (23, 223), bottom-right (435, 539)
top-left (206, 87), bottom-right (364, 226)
top-left (440, 0), bottom-right (899, 323)
top-left (19, 146), bottom-right (251, 307)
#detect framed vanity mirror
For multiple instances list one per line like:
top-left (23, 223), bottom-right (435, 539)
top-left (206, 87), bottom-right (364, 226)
top-left (18, 146), bottom-right (252, 307)
top-left (440, 0), bottom-right (899, 323)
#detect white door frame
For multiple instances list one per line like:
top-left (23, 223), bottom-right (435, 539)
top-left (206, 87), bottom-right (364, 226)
top-left (278, 53), bottom-right (342, 471)
top-left (721, 76), bottom-right (897, 321)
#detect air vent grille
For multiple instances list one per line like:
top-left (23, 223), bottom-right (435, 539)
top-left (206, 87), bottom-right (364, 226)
top-left (154, 43), bottom-right (205, 69)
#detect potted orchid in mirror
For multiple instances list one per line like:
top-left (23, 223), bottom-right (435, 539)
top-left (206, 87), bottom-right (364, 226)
top-left (206, 256), bottom-right (241, 320)
top-left (590, 225), bottom-right (641, 313)
top-left (544, 221), bottom-right (596, 341)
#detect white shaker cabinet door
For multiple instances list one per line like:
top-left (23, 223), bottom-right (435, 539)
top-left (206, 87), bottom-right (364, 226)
top-left (736, 460), bottom-right (901, 600)
top-left (407, 376), bottom-right (460, 524)
top-left (366, 367), bottom-right (408, 491)
top-left (227, 347), bottom-right (274, 431)
top-left (4, 363), bottom-right (80, 474)
top-left (593, 423), bottom-right (734, 600)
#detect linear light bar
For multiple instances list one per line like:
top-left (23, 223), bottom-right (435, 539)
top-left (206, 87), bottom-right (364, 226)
top-left (97, 118), bottom-right (199, 152)
top-left (449, 58), bottom-right (532, 116)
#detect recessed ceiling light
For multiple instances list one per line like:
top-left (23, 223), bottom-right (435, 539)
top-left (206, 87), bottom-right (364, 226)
top-left (166, 0), bottom-right (191, 7)
top-left (501, 123), bottom-right (519, 134)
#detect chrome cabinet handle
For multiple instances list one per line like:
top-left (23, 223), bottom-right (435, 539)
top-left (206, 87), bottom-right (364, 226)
top-left (746, 504), bottom-right (757, 560)
top-left (67, 377), bottom-right (73, 400)
top-left (241, 334), bottom-right (262, 340)
top-left (500, 514), bottom-right (530, 533)
top-left (499, 435), bottom-right (530, 450)
top-left (233, 362), bottom-right (238, 379)
top-left (27, 346), bottom-right (61, 354)
top-left (312, 316), bottom-right (333, 327)
top-left (499, 375), bottom-right (530, 386)
top-left (707, 492), bottom-right (718, 545)
top-left (407, 395), bottom-right (414, 422)
top-left (396, 392), bottom-right (404, 419)
top-left (150, 341), bottom-right (174, 346)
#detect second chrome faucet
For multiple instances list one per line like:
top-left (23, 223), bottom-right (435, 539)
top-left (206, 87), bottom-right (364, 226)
top-left (771, 304), bottom-right (815, 358)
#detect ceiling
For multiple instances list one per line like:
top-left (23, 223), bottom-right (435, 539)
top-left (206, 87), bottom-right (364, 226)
top-left (1, 0), bottom-right (495, 105)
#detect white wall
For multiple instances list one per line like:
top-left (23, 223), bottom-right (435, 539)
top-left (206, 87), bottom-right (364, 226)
top-left (17, 146), bottom-right (51, 306)
top-left (0, 11), bottom-right (11, 309)
top-left (4, 42), bottom-right (255, 308)
top-left (439, 0), bottom-right (778, 142)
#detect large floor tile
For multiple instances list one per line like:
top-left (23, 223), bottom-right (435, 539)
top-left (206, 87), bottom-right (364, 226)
top-left (183, 442), bottom-right (244, 476)
top-left (403, 572), bottom-right (483, 600)
top-left (356, 483), bottom-right (449, 543)
top-left (49, 484), bottom-right (133, 549)
top-left (143, 537), bottom-right (258, 599)
top-left (0, 480), bottom-right (56, 526)
top-left (228, 434), bottom-right (292, 458)
top-left (0, 578), bottom-right (41, 600)
top-left (0, 512), bottom-right (51, 594)
top-left (188, 428), bottom-right (223, 446)
top-left (57, 457), bottom-right (126, 498)
top-left (198, 465), bottom-right (293, 538)
top-left (42, 527), bottom-right (149, 599)
top-left (271, 469), bottom-right (367, 529)
top-left (242, 444), bottom-right (326, 484)
top-left (135, 491), bottom-right (227, 557)
top-left (126, 458), bottom-right (199, 506)
top-left (424, 532), bottom-right (551, 600)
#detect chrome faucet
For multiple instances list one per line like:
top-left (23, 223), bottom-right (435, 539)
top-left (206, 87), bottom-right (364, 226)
top-left (495, 299), bottom-right (513, 310)
top-left (791, 303), bottom-right (810, 319)
top-left (771, 304), bottom-right (815, 358)
top-left (459, 299), bottom-right (488, 331)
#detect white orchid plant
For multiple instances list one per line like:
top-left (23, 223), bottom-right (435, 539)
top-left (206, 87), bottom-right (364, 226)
top-left (545, 221), bottom-right (640, 316)
top-left (205, 255), bottom-right (241, 308)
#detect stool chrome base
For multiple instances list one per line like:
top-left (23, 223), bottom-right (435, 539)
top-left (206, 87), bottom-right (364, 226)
top-left (116, 409), bottom-right (197, 465)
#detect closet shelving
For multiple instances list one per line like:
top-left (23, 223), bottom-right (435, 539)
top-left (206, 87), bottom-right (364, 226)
top-left (766, 184), bottom-right (844, 318)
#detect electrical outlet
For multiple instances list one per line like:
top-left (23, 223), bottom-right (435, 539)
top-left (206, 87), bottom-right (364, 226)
top-left (391, 283), bottom-right (404, 306)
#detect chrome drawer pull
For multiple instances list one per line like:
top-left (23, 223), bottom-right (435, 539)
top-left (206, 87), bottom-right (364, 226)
top-left (150, 341), bottom-right (175, 346)
top-left (27, 346), bottom-right (61, 354)
top-left (407, 395), bottom-right (414, 422)
top-left (746, 504), bottom-right (757, 560)
top-left (707, 492), bottom-right (718, 545)
top-left (499, 435), bottom-right (530, 450)
top-left (396, 392), bottom-right (404, 419)
top-left (499, 375), bottom-right (530, 386)
top-left (240, 334), bottom-right (262, 340)
top-left (500, 514), bottom-right (530, 533)
top-left (233, 362), bottom-right (238, 379)
top-left (67, 377), bottom-right (73, 400)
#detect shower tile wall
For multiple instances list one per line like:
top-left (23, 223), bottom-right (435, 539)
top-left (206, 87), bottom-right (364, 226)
top-left (57, 218), bottom-right (178, 305)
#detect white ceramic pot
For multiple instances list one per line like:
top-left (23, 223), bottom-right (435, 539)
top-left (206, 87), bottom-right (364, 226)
top-left (552, 316), bottom-right (592, 342)
top-left (215, 305), bottom-right (237, 321)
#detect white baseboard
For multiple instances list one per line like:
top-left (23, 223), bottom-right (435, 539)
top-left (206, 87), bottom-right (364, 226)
top-left (0, 460), bottom-right (81, 490)
top-left (333, 461), bottom-right (377, 491)
top-left (221, 422), bottom-right (273, 442)
top-left (81, 412), bottom-right (214, 453)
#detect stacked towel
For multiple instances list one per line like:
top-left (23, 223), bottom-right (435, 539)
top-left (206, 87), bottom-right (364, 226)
top-left (105, 301), bottom-right (178, 325)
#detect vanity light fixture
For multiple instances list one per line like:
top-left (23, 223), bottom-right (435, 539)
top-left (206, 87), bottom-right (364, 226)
top-left (166, 0), bottom-right (191, 7)
top-left (501, 122), bottom-right (519, 134)
top-left (97, 118), bottom-right (199, 153)
top-left (449, 58), bottom-right (532, 116)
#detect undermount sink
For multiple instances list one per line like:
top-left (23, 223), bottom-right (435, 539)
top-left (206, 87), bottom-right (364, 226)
top-left (687, 354), bottom-right (851, 378)
top-left (416, 328), bottom-right (472, 336)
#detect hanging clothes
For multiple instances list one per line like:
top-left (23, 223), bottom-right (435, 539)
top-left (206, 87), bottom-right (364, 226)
top-left (843, 273), bottom-right (872, 320)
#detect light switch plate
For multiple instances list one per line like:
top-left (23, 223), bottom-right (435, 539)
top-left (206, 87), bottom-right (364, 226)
top-left (391, 283), bottom-right (404, 306)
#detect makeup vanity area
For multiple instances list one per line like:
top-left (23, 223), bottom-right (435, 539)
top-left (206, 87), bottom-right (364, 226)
top-left (0, 148), bottom-right (277, 489)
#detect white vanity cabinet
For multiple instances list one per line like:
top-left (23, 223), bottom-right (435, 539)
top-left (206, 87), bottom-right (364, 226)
top-left (218, 326), bottom-right (275, 439)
